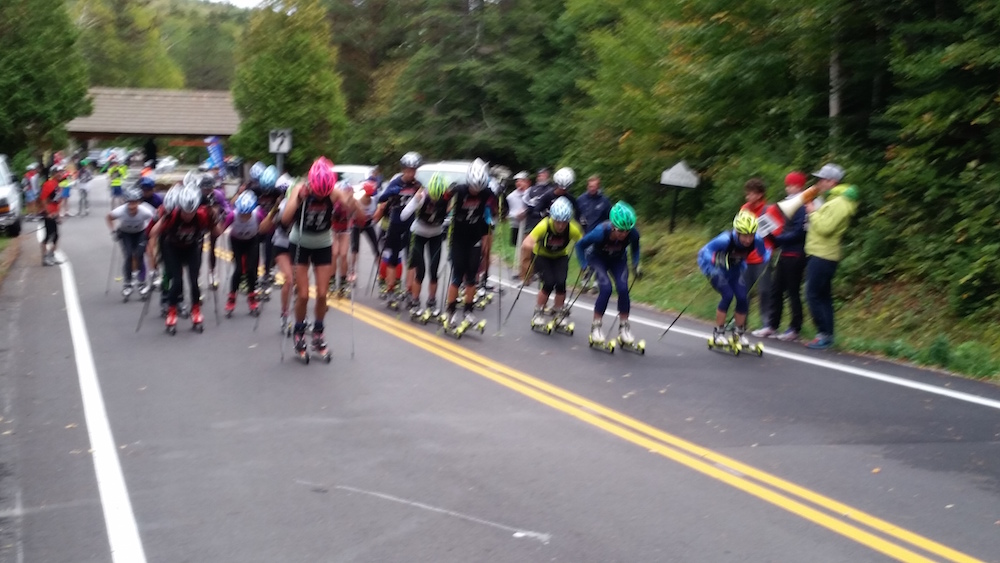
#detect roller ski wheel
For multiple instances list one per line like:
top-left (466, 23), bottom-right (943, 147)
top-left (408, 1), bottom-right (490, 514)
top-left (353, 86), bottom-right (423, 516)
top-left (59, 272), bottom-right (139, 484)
top-left (248, 293), bottom-right (260, 317)
top-left (165, 307), bottom-right (178, 336)
top-left (550, 320), bottom-right (574, 336)
top-left (294, 333), bottom-right (310, 364)
top-left (410, 309), bottom-right (431, 325)
top-left (387, 298), bottom-right (400, 311)
top-left (588, 335), bottom-right (615, 354)
top-left (191, 306), bottom-right (205, 333)
top-left (311, 337), bottom-right (332, 364)
top-left (618, 338), bottom-right (646, 355)
top-left (707, 338), bottom-right (740, 356)
top-left (531, 315), bottom-right (553, 335)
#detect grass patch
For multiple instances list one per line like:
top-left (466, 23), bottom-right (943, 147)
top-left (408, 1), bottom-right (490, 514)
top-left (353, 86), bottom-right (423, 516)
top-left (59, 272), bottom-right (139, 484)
top-left (490, 220), bottom-right (1000, 381)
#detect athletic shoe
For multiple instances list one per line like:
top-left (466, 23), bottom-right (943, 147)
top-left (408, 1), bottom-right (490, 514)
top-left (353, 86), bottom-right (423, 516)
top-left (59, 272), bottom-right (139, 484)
top-left (775, 329), bottom-right (799, 342)
top-left (751, 326), bottom-right (776, 338)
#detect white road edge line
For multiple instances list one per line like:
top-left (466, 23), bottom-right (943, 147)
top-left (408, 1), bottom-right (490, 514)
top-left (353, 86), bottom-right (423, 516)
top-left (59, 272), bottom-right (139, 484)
top-left (492, 276), bottom-right (1000, 412)
top-left (49, 241), bottom-right (147, 563)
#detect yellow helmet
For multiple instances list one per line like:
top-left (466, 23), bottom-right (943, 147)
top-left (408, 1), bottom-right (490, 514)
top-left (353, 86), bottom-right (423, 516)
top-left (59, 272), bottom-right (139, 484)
top-left (732, 210), bottom-right (758, 235)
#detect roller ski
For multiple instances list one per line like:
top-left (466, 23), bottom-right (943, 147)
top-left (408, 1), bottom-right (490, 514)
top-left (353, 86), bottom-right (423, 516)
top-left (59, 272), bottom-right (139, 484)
top-left (443, 310), bottom-right (486, 339)
top-left (473, 286), bottom-right (494, 310)
top-left (729, 327), bottom-right (763, 356)
top-left (165, 306), bottom-right (178, 336)
top-left (121, 281), bottom-right (134, 303)
top-left (279, 311), bottom-right (292, 337)
top-left (588, 320), bottom-right (615, 353)
top-left (421, 299), bottom-right (442, 325)
top-left (616, 320), bottom-right (645, 355)
top-left (138, 281), bottom-right (151, 301)
top-left (225, 292), bottom-right (237, 318)
top-left (248, 292), bottom-right (260, 317)
top-left (310, 325), bottom-right (332, 364)
top-left (293, 323), bottom-right (310, 364)
top-left (547, 307), bottom-right (575, 336)
top-left (190, 304), bottom-right (204, 333)
top-left (335, 277), bottom-right (351, 300)
top-left (530, 307), bottom-right (553, 334)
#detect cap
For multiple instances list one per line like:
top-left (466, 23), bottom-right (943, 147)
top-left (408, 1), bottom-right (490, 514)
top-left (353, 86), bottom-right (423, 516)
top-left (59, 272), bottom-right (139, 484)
top-left (784, 171), bottom-right (807, 188)
top-left (513, 171), bottom-right (530, 180)
top-left (812, 163), bottom-right (844, 182)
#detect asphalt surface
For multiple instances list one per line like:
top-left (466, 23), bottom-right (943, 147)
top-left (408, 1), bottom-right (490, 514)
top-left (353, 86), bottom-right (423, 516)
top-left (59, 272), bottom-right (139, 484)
top-left (0, 176), bottom-right (998, 562)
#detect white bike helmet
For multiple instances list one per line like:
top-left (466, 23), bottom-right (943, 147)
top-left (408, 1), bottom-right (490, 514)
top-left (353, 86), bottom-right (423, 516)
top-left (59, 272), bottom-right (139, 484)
top-left (400, 152), bottom-right (423, 169)
top-left (553, 167), bottom-right (575, 188)
top-left (178, 186), bottom-right (201, 213)
top-left (549, 196), bottom-right (573, 222)
top-left (467, 158), bottom-right (490, 191)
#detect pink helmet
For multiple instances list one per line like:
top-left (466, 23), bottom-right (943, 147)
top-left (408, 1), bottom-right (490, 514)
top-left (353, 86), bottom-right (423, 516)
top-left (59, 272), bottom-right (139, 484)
top-left (308, 157), bottom-right (337, 197)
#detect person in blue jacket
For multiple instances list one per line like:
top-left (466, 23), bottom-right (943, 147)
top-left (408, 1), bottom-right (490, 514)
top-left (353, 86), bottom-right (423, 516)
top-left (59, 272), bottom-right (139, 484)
top-left (576, 202), bottom-right (642, 345)
top-left (698, 210), bottom-right (771, 347)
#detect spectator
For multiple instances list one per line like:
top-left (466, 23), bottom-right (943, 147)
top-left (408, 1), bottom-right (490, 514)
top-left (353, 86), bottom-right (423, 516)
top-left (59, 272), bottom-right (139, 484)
top-left (752, 171), bottom-right (808, 340)
top-left (804, 163), bottom-right (857, 350)
top-left (522, 167), bottom-right (554, 233)
top-left (506, 171), bottom-right (530, 279)
top-left (740, 177), bottom-right (772, 324)
top-left (576, 175), bottom-right (611, 234)
top-left (39, 169), bottom-right (61, 266)
top-left (22, 163), bottom-right (41, 220)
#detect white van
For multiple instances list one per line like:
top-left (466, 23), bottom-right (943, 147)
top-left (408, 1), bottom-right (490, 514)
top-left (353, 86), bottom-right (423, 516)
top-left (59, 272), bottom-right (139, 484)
top-left (330, 164), bottom-right (374, 188)
top-left (416, 160), bottom-right (473, 188)
top-left (0, 155), bottom-right (22, 237)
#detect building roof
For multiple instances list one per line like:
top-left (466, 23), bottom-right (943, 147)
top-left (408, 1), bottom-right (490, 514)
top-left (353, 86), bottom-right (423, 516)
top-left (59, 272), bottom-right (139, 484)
top-left (67, 88), bottom-right (240, 137)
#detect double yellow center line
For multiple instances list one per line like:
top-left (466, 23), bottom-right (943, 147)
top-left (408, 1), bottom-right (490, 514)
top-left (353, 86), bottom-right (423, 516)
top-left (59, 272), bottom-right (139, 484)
top-left (324, 298), bottom-right (981, 563)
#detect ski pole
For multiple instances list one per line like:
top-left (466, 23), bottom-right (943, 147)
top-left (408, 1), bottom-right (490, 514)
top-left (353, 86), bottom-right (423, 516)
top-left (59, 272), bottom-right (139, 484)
top-left (135, 279), bottom-right (152, 332)
top-left (658, 283), bottom-right (709, 342)
top-left (503, 253), bottom-right (536, 325)
top-left (105, 235), bottom-right (119, 296)
top-left (494, 221), bottom-right (503, 336)
top-left (349, 264), bottom-right (356, 360)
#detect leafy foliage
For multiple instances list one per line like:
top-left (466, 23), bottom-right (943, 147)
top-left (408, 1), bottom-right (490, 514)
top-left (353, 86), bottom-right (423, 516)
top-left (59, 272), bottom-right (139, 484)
top-left (0, 0), bottom-right (92, 156)
top-left (230, 0), bottom-right (348, 174)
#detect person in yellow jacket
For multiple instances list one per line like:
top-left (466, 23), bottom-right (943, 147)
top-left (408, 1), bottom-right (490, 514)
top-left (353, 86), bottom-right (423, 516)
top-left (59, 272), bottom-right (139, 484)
top-left (104, 156), bottom-right (128, 208)
top-left (804, 183), bottom-right (859, 349)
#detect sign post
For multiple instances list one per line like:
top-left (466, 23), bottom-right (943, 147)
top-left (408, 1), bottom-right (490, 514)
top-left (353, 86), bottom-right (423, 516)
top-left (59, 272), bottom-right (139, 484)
top-left (659, 161), bottom-right (700, 233)
top-left (269, 129), bottom-right (292, 174)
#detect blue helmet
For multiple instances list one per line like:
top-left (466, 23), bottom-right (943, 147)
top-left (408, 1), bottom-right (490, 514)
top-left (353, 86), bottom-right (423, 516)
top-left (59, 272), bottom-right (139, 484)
top-left (235, 191), bottom-right (258, 214)
top-left (249, 161), bottom-right (266, 180)
top-left (139, 176), bottom-right (156, 191)
top-left (260, 165), bottom-right (279, 189)
top-left (549, 197), bottom-right (573, 222)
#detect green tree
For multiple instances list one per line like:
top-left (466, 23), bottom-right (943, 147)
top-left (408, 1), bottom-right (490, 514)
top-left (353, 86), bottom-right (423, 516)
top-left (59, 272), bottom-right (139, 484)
top-left (0, 0), bottom-right (92, 157)
top-left (74, 0), bottom-right (185, 88)
top-left (231, 0), bottom-right (348, 174)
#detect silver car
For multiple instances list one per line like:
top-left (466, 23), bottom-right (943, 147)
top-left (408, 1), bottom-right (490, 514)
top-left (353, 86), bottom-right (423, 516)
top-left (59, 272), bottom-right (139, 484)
top-left (0, 155), bottom-right (22, 237)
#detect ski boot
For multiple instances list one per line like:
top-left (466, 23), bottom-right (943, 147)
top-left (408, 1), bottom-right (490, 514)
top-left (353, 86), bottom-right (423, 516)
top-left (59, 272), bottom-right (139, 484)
top-left (530, 306), bottom-right (552, 334)
top-left (708, 326), bottom-right (738, 355)
top-left (165, 306), bottom-right (178, 336)
top-left (617, 320), bottom-right (645, 355)
top-left (151, 272), bottom-right (162, 290)
top-left (386, 289), bottom-right (401, 311)
top-left (421, 298), bottom-right (441, 324)
top-left (248, 292), bottom-right (260, 317)
top-left (731, 326), bottom-right (764, 356)
top-left (225, 292), bottom-right (237, 318)
top-left (311, 324), bottom-right (332, 364)
top-left (337, 277), bottom-right (350, 299)
top-left (190, 304), bottom-right (204, 333)
top-left (138, 280), bottom-right (151, 301)
top-left (549, 307), bottom-right (575, 336)
top-left (122, 281), bottom-right (134, 302)
top-left (409, 299), bottom-right (429, 325)
top-left (279, 311), bottom-right (292, 338)
top-left (377, 279), bottom-right (388, 299)
top-left (473, 285), bottom-right (494, 310)
top-left (588, 319), bottom-right (615, 353)
top-left (293, 322), bottom-right (310, 364)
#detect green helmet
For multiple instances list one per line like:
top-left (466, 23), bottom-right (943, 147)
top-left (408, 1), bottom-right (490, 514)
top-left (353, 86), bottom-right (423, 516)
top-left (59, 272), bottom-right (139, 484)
top-left (732, 210), bottom-right (759, 235)
top-left (609, 201), bottom-right (637, 230)
top-left (427, 173), bottom-right (448, 201)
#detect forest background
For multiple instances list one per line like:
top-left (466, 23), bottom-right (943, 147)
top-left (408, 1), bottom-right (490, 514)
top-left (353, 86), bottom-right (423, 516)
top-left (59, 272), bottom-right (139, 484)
top-left (2, 0), bottom-right (998, 378)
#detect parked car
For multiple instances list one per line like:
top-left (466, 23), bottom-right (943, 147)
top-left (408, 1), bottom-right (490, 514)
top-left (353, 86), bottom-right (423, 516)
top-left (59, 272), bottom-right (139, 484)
top-left (330, 164), bottom-right (375, 189)
top-left (156, 156), bottom-right (178, 173)
top-left (0, 155), bottom-right (22, 237)
top-left (416, 160), bottom-right (473, 188)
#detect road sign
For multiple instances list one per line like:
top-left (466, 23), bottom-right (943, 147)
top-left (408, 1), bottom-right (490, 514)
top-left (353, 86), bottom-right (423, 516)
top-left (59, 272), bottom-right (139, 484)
top-left (660, 161), bottom-right (699, 189)
top-left (269, 129), bottom-right (292, 154)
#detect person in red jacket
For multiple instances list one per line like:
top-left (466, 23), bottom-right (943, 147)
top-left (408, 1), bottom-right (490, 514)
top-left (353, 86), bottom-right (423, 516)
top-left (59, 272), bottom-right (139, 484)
top-left (739, 177), bottom-right (773, 326)
top-left (39, 170), bottom-right (61, 266)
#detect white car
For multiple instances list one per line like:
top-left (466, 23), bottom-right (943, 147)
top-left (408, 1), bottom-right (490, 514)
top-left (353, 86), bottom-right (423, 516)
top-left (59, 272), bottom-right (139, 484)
top-left (416, 160), bottom-right (473, 188)
top-left (155, 156), bottom-right (178, 173)
top-left (0, 155), bottom-right (22, 237)
top-left (330, 164), bottom-right (374, 189)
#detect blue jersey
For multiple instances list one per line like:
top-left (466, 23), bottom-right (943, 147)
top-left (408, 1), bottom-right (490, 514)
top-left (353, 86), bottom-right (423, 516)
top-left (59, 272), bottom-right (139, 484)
top-left (378, 176), bottom-right (421, 224)
top-left (576, 222), bottom-right (640, 269)
top-left (697, 230), bottom-right (770, 277)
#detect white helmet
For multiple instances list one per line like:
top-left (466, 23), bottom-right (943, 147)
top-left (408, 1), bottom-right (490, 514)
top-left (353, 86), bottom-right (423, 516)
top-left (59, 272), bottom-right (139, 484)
top-left (400, 152), bottom-right (423, 169)
top-left (178, 186), bottom-right (201, 213)
top-left (553, 167), bottom-right (575, 188)
top-left (549, 196), bottom-right (573, 222)
top-left (163, 185), bottom-right (181, 212)
top-left (467, 158), bottom-right (490, 191)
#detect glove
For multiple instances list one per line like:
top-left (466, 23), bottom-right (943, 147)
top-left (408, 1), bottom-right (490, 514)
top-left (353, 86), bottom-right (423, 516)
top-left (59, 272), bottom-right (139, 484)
top-left (633, 264), bottom-right (643, 280)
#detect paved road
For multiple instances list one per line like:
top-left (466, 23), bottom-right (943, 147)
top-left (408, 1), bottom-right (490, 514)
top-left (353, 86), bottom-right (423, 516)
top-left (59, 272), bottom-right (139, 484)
top-left (1, 178), bottom-right (998, 562)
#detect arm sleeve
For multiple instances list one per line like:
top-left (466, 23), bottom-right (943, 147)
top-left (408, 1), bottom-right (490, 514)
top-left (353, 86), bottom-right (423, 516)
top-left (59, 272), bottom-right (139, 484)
top-left (629, 228), bottom-right (641, 266)
top-left (400, 190), bottom-right (422, 221)
top-left (575, 225), bottom-right (603, 266)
